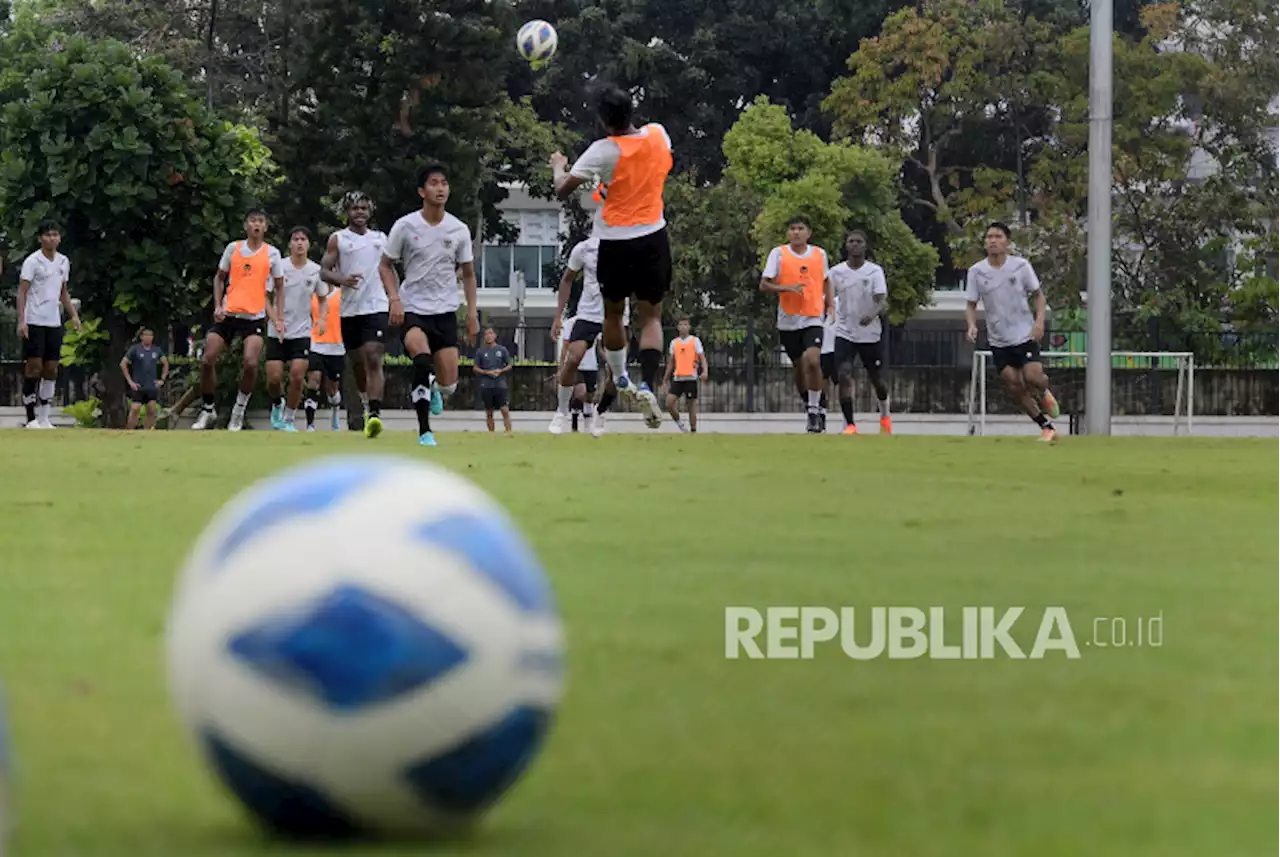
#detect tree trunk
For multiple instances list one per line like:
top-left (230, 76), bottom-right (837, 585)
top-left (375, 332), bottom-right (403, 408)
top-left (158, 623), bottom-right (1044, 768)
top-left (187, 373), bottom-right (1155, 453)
top-left (101, 320), bottom-right (133, 428)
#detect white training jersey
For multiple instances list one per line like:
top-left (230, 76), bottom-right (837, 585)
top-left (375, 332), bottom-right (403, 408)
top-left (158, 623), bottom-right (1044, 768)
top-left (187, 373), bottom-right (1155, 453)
top-left (762, 244), bottom-right (830, 331)
top-left (964, 256), bottom-right (1041, 348)
top-left (384, 210), bottom-right (473, 317)
top-left (567, 237), bottom-right (603, 322)
top-left (334, 227), bottom-right (389, 318)
top-left (831, 260), bottom-right (888, 344)
top-left (19, 251), bottom-right (70, 327)
top-left (269, 258), bottom-right (325, 341)
top-left (218, 242), bottom-right (283, 320)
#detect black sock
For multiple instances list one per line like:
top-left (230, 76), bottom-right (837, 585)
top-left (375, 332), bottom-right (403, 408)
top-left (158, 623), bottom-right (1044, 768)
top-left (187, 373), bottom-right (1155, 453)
top-left (273, 394), bottom-right (284, 410)
top-left (22, 377), bottom-right (36, 423)
top-left (598, 390), bottom-right (616, 414)
top-left (304, 388), bottom-right (319, 427)
top-left (1033, 413), bottom-right (1050, 428)
top-left (202, 392), bottom-right (215, 409)
top-left (819, 392), bottom-right (828, 411)
top-left (841, 397), bottom-right (854, 426)
top-left (639, 348), bottom-right (661, 389)
top-left (411, 353), bottom-right (431, 434)
top-left (369, 399), bottom-right (382, 418)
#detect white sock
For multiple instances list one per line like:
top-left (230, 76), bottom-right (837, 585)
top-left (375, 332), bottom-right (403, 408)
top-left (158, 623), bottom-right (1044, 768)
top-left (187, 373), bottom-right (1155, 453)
top-left (38, 379), bottom-right (54, 420)
top-left (283, 407), bottom-right (295, 424)
top-left (235, 391), bottom-right (250, 409)
top-left (807, 390), bottom-right (821, 408)
top-left (879, 399), bottom-right (890, 417)
top-left (557, 385), bottom-right (574, 414)
top-left (584, 402), bottom-right (596, 417)
top-left (605, 348), bottom-right (628, 382)
top-left (329, 392), bottom-right (342, 407)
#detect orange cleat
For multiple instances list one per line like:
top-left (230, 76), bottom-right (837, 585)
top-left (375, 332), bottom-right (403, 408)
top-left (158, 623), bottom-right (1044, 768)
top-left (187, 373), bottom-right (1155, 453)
top-left (842, 424), bottom-right (858, 435)
top-left (1039, 426), bottom-right (1058, 443)
top-left (879, 415), bottom-right (893, 435)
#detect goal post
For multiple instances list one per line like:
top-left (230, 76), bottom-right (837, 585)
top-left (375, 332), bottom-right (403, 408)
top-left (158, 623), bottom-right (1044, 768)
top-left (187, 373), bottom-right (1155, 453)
top-left (966, 351), bottom-right (1195, 436)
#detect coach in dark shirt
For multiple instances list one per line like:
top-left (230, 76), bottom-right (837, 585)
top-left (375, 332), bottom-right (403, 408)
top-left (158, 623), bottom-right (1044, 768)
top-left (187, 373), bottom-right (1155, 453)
top-left (473, 327), bottom-right (513, 434)
top-left (121, 328), bottom-right (168, 430)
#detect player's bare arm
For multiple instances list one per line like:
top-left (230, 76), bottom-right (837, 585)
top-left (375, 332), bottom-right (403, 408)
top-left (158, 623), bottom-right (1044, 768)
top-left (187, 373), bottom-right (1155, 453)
top-left (460, 261), bottom-right (479, 346)
top-left (824, 276), bottom-right (835, 323)
top-left (212, 268), bottom-right (227, 322)
top-left (272, 276), bottom-right (286, 341)
top-left (1030, 289), bottom-right (1046, 341)
top-left (378, 254), bottom-right (404, 326)
top-left (321, 233), bottom-right (360, 288)
top-left (760, 275), bottom-right (803, 295)
top-left (159, 354), bottom-right (169, 386)
top-left (60, 281), bottom-right (81, 331)
top-left (551, 266), bottom-right (577, 340)
top-left (550, 152), bottom-right (587, 200)
top-left (699, 348), bottom-right (708, 383)
top-left (120, 353), bottom-right (137, 390)
top-left (965, 300), bottom-right (979, 343)
top-left (15, 279), bottom-right (29, 338)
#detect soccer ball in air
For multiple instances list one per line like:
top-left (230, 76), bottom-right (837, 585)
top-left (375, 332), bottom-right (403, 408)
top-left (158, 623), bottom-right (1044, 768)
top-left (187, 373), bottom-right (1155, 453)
top-left (165, 456), bottom-right (565, 839)
top-left (517, 20), bottom-right (558, 64)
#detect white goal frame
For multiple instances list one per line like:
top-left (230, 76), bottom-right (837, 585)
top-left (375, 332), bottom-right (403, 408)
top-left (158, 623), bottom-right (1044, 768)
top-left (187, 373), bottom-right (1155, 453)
top-left (966, 351), bottom-right (1195, 436)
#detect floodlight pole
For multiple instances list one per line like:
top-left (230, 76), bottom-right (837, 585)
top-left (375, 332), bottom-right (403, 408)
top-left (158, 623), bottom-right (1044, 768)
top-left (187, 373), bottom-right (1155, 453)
top-left (1086, 0), bottom-right (1114, 435)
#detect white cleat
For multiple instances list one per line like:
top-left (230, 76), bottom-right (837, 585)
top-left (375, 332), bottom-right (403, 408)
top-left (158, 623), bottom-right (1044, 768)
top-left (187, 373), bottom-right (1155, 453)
top-left (548, 412), bottom-right (568, 435)
top-left (24, 419), bottom-right (42, 430)
top-left (191, 408), bottom-right (216, 430)
top-left (37, 418), bottom-right (55, 429)
top-left (228, 407), bottom-right (246, 432)
top-left (636, 387), bottom-right (663, 429)
top-left (675, 420), bottom-right (689, 433)
top-left (590, 413), bottom-right (607, 438)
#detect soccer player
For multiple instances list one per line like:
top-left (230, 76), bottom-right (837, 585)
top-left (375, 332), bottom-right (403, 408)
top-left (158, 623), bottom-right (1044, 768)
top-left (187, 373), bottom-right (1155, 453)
top-left (193, 209), bottom-right (284, 431)
top-left (265, 227), bottom-right (326, 433)
top-left (321, 191), bottom-right (391, 437)
top-left (305, 273), bottom-right (345, 432)
top-left (965, 221), bottom-right (1060, 442)
top-left (549, 235), bottom-right (608, 435)
top-left (473, 327), bottom-right (513, 434)
top-left (550, 84), bottom-right (672, 429)
top-left (379, 164), bottom-right (479, 447)
top-left (830, 230), bottom-right (892, 435)
top-left (17, 221), bottom-right (80, 429)
top-left (760, 216), bottom-right (833, 434)
top-left (663, 316), bottom-right (706, 432)
top-left (121, 328), bottom-right (169, 430)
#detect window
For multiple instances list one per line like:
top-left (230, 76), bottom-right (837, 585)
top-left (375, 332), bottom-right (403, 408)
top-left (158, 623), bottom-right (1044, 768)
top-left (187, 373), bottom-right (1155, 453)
top-left (482, 246), bottom-right (511, 290)
top-left (479, 208), bottom-right (563, 288)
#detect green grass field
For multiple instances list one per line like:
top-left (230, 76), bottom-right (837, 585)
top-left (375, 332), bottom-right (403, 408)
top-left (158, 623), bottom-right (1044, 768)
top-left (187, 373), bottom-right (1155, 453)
top-left (0, 432), bottom-right (1275, 857)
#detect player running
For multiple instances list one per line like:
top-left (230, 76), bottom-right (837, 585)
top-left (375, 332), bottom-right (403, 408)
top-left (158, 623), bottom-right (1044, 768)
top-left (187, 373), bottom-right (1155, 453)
top-left (266, 227), bottom-right (327, 432)
top-left (830, 230), bottom-right (892, 435)
top-left (193, 209), bottom-right (284, 431)
top-left (965, 221), bottom-right (1060, 442)
top-left (17, 221), bottom-right (80, 429)
top-left (321, 191), bottom-right (390, 437)
top-left (760, 216), bottom-right (833, 434)
top-left (663, 316), bottom-right (706, 432)
top-left (121, 328), bottom-right (169, 430)
top-left (550, 84), bottom-right (672, 429)
top-left (305, 272), bottom-right (345, 432)
top-left (379, 163), bottom-right (479, 447)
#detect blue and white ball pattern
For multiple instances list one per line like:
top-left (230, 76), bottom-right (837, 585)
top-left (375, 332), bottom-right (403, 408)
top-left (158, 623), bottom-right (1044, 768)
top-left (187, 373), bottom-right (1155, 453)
top-left (165, 456), bottom-right (564, 838)
top-left (517, 20), bottom-right (558, 63)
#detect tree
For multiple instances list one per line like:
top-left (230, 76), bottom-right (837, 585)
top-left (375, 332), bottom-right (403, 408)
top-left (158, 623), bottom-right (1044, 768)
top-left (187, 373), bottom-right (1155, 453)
top-left (0, 19), bottom-right (278, 426)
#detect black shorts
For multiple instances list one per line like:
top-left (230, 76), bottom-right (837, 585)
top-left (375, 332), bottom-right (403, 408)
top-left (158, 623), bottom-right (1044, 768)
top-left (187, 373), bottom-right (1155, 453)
top-left (266, 337), bottom-right (311, 363)
top-left (597, 227), bottom-right (672, 305)
top-left (22, 324), bottom-right (63, 362)
top-left (992, 341), bottom-right (1042, 372)
top-left (308, 352), bottom-right (345, 382)
top-left (131, 387), bottom-right (158, 405)
top-left (341, 313), bottom-right (388, 351)
top-left (403, 312), bottom-right (458, 353)
top-left (669, 379), bottom-right (699, 400)
top-left (820, 352), bottom-right (836, 381)
top-left (834, 338), bottom-right (884, 372)
top-left (208, 316), bottom-right (266, 344)
top-left (779, 325), bottom-right (824, 363)
top-left (579, 369), bottom-right (598, 393)
top-left (570, 318), bottom-right (603, 344)
top-left (480, 387), bottom-right (509, 410)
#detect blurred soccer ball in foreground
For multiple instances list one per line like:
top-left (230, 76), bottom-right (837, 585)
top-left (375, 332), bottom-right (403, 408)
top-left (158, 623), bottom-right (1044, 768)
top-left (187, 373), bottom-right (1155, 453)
top-left (517, 20), bottom-right (558, 63)
top-left (165, 456), bottom-right (564, 839)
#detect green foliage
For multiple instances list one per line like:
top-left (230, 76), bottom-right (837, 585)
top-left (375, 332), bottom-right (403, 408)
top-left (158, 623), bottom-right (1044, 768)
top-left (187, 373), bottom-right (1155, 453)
top-left (61, 396), bottom-right (101, 427)
top-left (59, 315), bottom-right (107, 367)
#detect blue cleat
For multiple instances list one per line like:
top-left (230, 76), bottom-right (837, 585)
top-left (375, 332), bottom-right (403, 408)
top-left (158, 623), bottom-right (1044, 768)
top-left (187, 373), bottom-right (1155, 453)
top-left (418, 431), bottom-right (438, 447)
top-left (270, 403), bottom-right (284, 430)
top-left (429, 388), bottom-right (444, 416)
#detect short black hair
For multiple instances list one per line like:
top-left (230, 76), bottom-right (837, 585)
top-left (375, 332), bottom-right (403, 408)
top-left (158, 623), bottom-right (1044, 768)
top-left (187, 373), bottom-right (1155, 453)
top-left (596, 85), bottom-right (634, 132)
top-left (787, 216), bottom-right (811, 229)
top-left (288, 225), bottom-right (312, 241)
top-left (140, 328), bottom-right (154, 335)
top-left (676, 314), bottom-right (691, 323)
top-left (36, 220), bottom-right (60, 236)
top-left (847, 229), bottom-right (868, 242)
top-left (245, 208), bottom-right (268, 221)
top-left (416, 163), bottom-right (448, 187)
top-left (987, 221), bottom-right (1011, 239)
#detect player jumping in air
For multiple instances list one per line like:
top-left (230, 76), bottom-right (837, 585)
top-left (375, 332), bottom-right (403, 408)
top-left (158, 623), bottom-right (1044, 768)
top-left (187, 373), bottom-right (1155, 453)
top-left (194, 209), bottom-right (284, 431)
top-left (266, 227), bottom-right (327, 432)
top-left (965, 221), bottom-right (1060, 442)
top-left (663, 316), bottom-right (706, 432)
top-left (305, 272), bottom-right (345, 432)
top-left (379, 164), bottom-right (479, 447)
top-left (321, 191), bottom-right (390, 437)
top-left (550, 85), bottom-right (672, 429)
top-left (760, 216), bottom-right (834, 434)
top-left (830, 230), bottom-right (892, 435)
top-left (17, 221), bottom-right (80, 429)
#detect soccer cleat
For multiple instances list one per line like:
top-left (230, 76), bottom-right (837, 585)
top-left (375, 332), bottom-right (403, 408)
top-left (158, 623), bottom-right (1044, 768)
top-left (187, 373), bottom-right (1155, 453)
top-left (270, 403), bottom-right (284, 430)
top-left (306, 424), bottom-right (316, 433)
top-left (880, 415), bottom-right (893, 435)
top-left (805, 409), bottom-right (822, 434)
top-left (676, 420), bottom-right (689, 432)
top-left (364, 415), bottom-right (383, 439)
top-left (636, 383), bottom-right (663, 429)
top-left (36, 418), bottom-right (55, 430)
top-left (842, 424), bottom-right (858, 435)
top-left (280, 423), bottom-right (297, 433)
top-left (418, 431), bottom-right (438, 447)
top-left (24, 419), bottom-right (42, 430)
top-left (548, 412), bottom-right (568, 435)
top-left (191, 408), bottom-right (216, 430)
top-left (1039, 426), bottom-right (1058, 444)
top-left (330, 408), bottom-right (341, 431)
top-left (1039, 390), bottom-right (1060, 420)
top-left (590, 412), bottom-right (607, 438)
top-left (228, 407), bottom-right (246, 432)
top-left (429, 388), bottom-right (444, 416)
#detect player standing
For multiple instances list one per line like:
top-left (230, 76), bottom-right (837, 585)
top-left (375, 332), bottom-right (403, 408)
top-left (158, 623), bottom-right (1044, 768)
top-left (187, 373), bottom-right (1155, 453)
top-left (193, 209), bottom-right (284, 431)
top-left (662, 316), bottom-right (706, 432)
top-left (965, 221), bottom-right (1060, 442)
top-left (830, 230), bottom-right (892, 435)
top-left (473, 327), bottom-right (513, 434)
top-left (379, 164), bottom-right (479, 447)
top-left (305, 271), bottom-right (345, 432)
top-left (121, 328), bottom-right (169, 430)
top-left (550, 85), bottom-right (671, 429)
top-left (265, 227), bottom-right (327, 432)
top-left (760, 216), bottom-right (833, 434)
top-left (17, 221), bottom-right (80, 429)
top-left (321, 191), bottom-right (390, 437)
